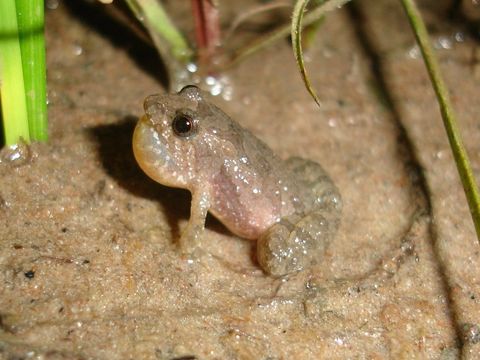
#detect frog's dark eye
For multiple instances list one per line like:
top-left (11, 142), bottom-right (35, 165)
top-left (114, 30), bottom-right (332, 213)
top-left (172, 112), bottom-right (196, 138)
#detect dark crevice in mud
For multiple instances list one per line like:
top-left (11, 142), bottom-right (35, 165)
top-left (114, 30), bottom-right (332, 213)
top-left (62, 0), bottom-right (169, 88)
top-left (346, 1), bottom-right (464, 350)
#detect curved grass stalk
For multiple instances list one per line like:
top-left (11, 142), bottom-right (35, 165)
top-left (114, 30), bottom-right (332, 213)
top-left (291, 0), bottom-right (323, 106)
top-left (400, 0), bottom-right (480, 242)
top-left (124, 0), bottom-right (193, 89)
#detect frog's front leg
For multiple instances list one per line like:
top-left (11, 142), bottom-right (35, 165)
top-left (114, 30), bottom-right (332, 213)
top-left (179, 189), bottom-right (211, 253)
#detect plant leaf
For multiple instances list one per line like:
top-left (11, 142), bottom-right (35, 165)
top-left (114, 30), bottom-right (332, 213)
top-left (400, 0), bottom-right (480, 242)
top-left (292, 0), bottom-right (321, 106)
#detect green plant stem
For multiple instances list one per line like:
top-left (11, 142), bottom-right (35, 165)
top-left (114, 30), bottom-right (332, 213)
top-left (400, 0), bottom-right (480, 241)
top-left (0, 0), bottom-right (30, 145)
top-left (229, 0), bottom-right (352, 66)
top-left (16, 0), bottom-right (47, 142)
top-left (124, 0), bottom-right (193, 88)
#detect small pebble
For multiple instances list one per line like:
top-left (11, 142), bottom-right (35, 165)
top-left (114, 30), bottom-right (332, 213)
top-left (24, 270), bottom-right (35, 279)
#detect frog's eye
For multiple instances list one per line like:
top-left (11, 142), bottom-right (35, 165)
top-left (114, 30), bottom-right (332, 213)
top-left (172, 112), bottom-right (197, 138)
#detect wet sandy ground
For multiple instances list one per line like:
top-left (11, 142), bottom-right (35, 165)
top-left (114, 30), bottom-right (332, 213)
top-left (1, 0), bottom-right (479, 359)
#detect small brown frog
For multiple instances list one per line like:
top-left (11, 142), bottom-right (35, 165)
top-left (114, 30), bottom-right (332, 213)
top-left (133, 85), bottom-right (342, 276)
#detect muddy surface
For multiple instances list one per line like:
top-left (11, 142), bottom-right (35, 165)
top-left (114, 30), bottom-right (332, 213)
top-left (1, 0), bottom-right (479, 359)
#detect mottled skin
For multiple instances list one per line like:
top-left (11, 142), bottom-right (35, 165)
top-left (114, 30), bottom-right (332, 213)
top-left (133, 85), bottom-right (342, 276)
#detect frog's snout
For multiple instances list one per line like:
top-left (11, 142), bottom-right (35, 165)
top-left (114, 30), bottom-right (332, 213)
top-left (143, 94), bottom-right (167, 120)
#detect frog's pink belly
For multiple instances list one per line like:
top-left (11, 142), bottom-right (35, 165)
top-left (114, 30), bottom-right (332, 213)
top-left (210, 199), bottom-right (279, 240)
top-left (210, 169), bottom-right (285, 239)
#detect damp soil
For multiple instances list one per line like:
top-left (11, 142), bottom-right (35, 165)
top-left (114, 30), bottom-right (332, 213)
top-left (1, 0), bottom-right (480, 359)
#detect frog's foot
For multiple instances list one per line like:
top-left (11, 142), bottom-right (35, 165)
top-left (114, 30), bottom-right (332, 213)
top-left (257, 212), bottom-right (335, 277)
top-left (257, 223), bottom-right (302, 277)
top-left (178, 224), bottom-right (203, 254)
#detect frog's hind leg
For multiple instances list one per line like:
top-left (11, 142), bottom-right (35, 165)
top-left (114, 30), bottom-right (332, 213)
top-left (257, 157), bottom-right (342, 277)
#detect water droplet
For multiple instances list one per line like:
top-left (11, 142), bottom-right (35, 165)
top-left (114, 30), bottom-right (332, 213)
top-left (205, 76), bottom-right (216, 86)
top-left (434, 36), bottom-right (453, 50)
top-left (328, 118), bottom-right (337, 127)
top-left (435, 150), bottom-right (445, 159)
top-left (186, 63), bottom-right (198, 73)
top-left (407, 45), bottom-right (421, 59)
top-left (1, 140), bottom-right (31, 167)
top-left (73, 44), bottom-right (83, 56)
top-left (454, 31), bottom-right (465, 42)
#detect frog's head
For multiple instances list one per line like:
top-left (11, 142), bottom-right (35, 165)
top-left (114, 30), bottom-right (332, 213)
top-left (133, 85), bottom-right (237, 190)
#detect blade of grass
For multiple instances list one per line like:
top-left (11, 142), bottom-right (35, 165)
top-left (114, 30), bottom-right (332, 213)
top-left (292, 0), bottom-right (323, 106)
top-left (229, 0), bottom-right (352, 67)
top-left (124, 0), bottom-right (193, 88)
top-left (16, 0), bottom-right (47, 142)
top-left (125, 0), bottom-right (191, 62)
top-left (400, 0), bottom-right (480, 241)
top-left (0, 0), bottom-right (30, 145)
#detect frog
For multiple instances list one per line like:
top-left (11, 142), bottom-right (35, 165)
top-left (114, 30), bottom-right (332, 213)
top-left (132, 85), bottom-right (342, 277)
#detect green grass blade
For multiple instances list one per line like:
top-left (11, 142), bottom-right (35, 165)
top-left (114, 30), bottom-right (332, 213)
top-left (0, 0), bottom-right (30, 145)
top-left (125, 0), bottom-right (191, 62)
top-left (292, 0), bottom-right (323, 106)
top-left (16, 0), bottom-right (47, 142)
top-left (400, 0), bottom-right (480, 241)
top-left (124, 0), bottom-right (193, 89)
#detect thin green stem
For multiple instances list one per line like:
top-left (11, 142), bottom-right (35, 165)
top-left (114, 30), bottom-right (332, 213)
top-left (0, 0), bottom-right (30, 145)
top-left (400, 0), bottom-right (480, 241)
top-left (16, 0), bottom-right (47, 142)
top-left (124, 0), bottom-right (193, 88)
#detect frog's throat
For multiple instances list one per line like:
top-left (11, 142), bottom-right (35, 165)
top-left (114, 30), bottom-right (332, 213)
top-left (133, 115), bottom-right (187, 188)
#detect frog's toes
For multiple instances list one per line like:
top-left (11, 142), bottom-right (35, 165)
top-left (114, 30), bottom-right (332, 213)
top-left (257, 222), bottom-right (309, 277)
top-left (179, 246), bottom-right (206, 264)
